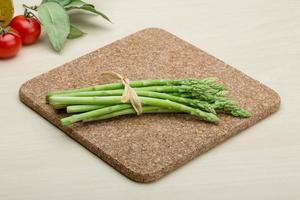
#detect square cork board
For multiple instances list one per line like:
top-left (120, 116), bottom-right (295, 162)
top-left (19, 28), bottom-right (280, 183)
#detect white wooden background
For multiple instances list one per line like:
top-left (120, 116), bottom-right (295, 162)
top-left (0, 0), bottom-right (299, 199)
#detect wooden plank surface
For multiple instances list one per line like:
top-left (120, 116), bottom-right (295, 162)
top-left (0, 0), bottom-right (299, 199)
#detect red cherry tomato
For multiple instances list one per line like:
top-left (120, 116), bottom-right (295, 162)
top-left (0, 27), bottom-right (22, 59)
top-left (9, 15), bottom-right (41, 45)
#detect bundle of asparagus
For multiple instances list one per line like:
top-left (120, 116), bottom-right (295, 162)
top-left (47, 76), bottom-right (251, 126)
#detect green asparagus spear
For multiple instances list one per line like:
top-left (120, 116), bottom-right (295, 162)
top-left (50, 96), bottom-right (219, 124)
top-left (67, 105), bottom-right (107, 113)
top-left (50, 90), bottom-right (216, 114)
top-left (47, 77), bottom-right (250, 125)
top-left (61, 104), bottom-right (132, 125)
top-left (83, 106), bottom-right (175, 122)
top-left (47, 78), bottom-right (224, 97)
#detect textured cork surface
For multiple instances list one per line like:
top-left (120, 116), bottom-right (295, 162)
top-left (19, 28), bottom-right (280, 183)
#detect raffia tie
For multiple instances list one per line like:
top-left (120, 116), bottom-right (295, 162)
top-left (101, 71), bottom-right (143, 115)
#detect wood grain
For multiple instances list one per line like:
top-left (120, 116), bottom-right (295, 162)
top-left (0, 0), bottom-right (299, 199)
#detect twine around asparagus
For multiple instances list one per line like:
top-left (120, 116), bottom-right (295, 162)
top-left (101, 71), bottom-right (143, 115)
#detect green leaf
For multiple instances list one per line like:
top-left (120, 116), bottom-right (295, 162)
top-left (64, 0), bottom-right (85, 8)
top-left (68, 25), bottom-right (85, 39)
top-left (37, 2), bottom-right (70, 52)
top-left (64, 0), bottom-right (111, 22)
top-left (81, 4), bottom-right (111, 22)
top-left (42, 0), bottom-right (72, 6)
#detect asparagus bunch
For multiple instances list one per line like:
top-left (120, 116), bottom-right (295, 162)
top-left (47, 78), bottom-right (251, 125)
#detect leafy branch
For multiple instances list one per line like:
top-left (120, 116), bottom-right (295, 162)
top-left (26, 0), bottom-right (111, 52)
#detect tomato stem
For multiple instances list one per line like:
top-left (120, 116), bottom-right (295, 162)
top-left (22, 4), bottom-right (38, 12)
top-left (0, 26), bottom-right (17, 36)
top-left (22, 4), bottom-right (40, 24)
top-left (0, 27), bottom-right (8, 34)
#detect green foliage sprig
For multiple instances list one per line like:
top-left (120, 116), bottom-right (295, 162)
top-left (25, 0), bottom-right (110, 52)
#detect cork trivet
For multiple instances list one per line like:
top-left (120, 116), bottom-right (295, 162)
top-left (19, 28), bottom-right (280, 183)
